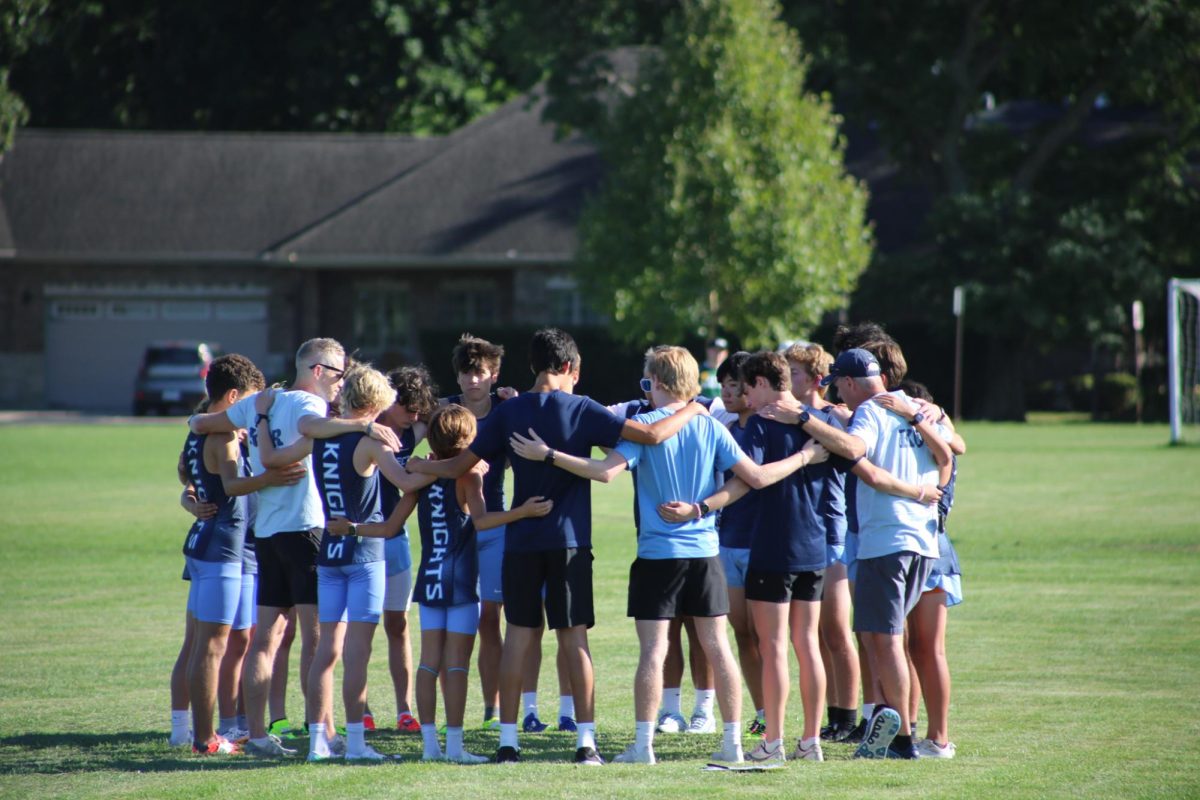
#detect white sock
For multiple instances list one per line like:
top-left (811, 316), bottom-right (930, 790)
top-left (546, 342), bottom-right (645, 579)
top-left (694, 689), bottom-right (715, 717)
top-left (577, 721), bottom-right (596, 750)
top-left (662, 687), bottom-right (682, 716)
top-left (217, 716), bottom-right (237, 735)
top-left (346, 722), bottom-right (365, 755)
top-left (171, 710), bottom-right (190, 738)
top-left (499, 722), bottom-right (519, 750)
top-left (421, 724), bottom-right (442, 758)
top-left (559, 695), bottom-right (575, 719)
top-left (635, 720), bottom-right (654, 751)
top-left (800, 736), bottom-right (819, 751)
top-left (237, 714), bottom-right (248, 730)
top-left (723, 721), bottom-right (741, 749)
top-left (862, 703), bottom-right (875, 721)
top-left (446, 726), bottom-right (464, 758)
top-left (309, 723), bottom-right (330, 756)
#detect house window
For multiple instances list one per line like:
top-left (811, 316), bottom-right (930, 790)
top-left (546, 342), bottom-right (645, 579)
top-left (162, 301), bottom-right (212, 321)
top-left (354, 282), bottom-right (411, 355)
top-left (49, 300), bottom-right (103, 320)
top-left (438, 281), bottom-right (499, 327)
top-left (545, 276), bottom-right (606, 326)
top-left (107, 300), bottom-right (157, 320)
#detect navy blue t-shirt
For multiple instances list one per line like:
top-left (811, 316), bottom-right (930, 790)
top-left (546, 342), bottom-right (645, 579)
top-left (182, 432), bottom-right (247, 564)
top-left (378, 426), bottom-right (416, 518)
top-left (718, 419), bottom-right (757, 549)
top-left (470, 391), bottom-right (625, 552)
top-left (743, 416), bottom-right (825, 573)
top-left (314, 432), bottom-right (385, 565)
top-left (811, 405), bottom-right (851, 548)
top-left (240, 441), bottom-right (258, 575)
top-left (414, 477), bottom-right (479, 607)
top-left (446, 392), bottom-right (508, 512)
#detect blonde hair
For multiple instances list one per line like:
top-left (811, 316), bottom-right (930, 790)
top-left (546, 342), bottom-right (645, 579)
top-left (338, 364), bottom-right (396, 417)
top-left (644, 345), bottom-right (700, 400)
top-left (783, 342), bottom-right (834, 381)
top-left (295, 337), bottom-right (345, 372)
top-left (427, 404), bottom-right (477, 460)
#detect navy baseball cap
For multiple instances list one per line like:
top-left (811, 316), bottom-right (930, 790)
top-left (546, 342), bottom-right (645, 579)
top-left (820, 348), bottom-right (881, 386)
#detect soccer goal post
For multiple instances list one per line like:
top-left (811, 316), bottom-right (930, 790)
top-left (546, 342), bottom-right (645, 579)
top-left (1167, 278), bottom-right (1200, 444)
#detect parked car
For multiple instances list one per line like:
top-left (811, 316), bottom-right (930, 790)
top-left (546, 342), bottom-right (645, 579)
top-left (132, 341), bottom-right (218, 415)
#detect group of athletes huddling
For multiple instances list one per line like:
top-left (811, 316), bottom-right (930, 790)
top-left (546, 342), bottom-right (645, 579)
top-left (170, 323), bottom-right (965, 765)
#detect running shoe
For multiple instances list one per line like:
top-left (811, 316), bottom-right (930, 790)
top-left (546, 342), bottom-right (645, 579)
top-left (557, 715), bottom-right (578, 732)
top-left (853, 708), bottom-right (901, 760)
top-left (522, 712), bottom-right (548, 733)
top-left (791, 739), bottom-right (824, 761)
top-left (445, 750), bottom-right (490, 764)
top-left (347, 744), bottom-right (401, 761)
top-left (169, 729), bottom-right (193, 748)
top-left (480, 717), bottom-right (501, 732)
top-left (655, 711), bottom-right (687, 734)
top-left (612, 744), bottom-right (655, 764)
top-left (916, 739), bottom-right (957, 759)
top-left (843, 717), bottom-right (867, 744)
top-left (709, 742), bottom-right (744, 763)
top-left (396, 712), bottom-right (421, 733)
top-left (494, 745), bottom-right (521, 763)
top-left (745, 740), bottom-right (785, 764)
top-left (243, 737), bottom-right (297, 758)
top-left (885, 741), bottom-right (920, 760)
top-left (218, 727), bottom-right (251, 745)
top-left (268, 718), bottom-right (304, 740)
top-left (574, 746), bottom-right (605, 766)
top-left (329, 734), bottom-right (347, 757)
top-left (747, 717), bottom-right (767, 737)
top-left (362, 711), bottom-right (376, 732)
top-left (193, 735), bottom-right (240, 755)
top-left (686, 711), bottom-right (716, 734)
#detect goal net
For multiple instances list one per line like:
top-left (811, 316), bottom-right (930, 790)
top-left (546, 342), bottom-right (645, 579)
top-left (1168, 278), bottom-right (1200, 444)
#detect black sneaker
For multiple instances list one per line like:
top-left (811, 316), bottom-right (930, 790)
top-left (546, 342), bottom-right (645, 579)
top-left (574, 746), bottom-right (604, 766)
top-left (843, 718), bottom-right (868, 744)
top-left (885, 742), bottom-right (920, 760)
top-left (819, 723), bottom-right (838, 741)
top-left (494, 745), bottom-right (520, 764)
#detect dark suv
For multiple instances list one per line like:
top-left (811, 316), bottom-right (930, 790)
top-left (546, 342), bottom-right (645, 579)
top-left (133, 341), bottom-right (217, 415)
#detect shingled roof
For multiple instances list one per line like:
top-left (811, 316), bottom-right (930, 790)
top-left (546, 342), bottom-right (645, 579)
top-left (0, 91), bottom-right (602, 266)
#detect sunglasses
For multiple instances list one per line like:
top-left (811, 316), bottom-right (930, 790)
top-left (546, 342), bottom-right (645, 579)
top-left (639, 377), bottom-right (653, 393)
top-left (310, 363), bottom-right (345, 379)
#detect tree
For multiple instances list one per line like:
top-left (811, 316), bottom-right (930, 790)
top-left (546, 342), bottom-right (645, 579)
top-left (574, 0), bottom-right (872, 350)
top-left (785, 0), bottom-right (1200, 419)
top-left (10, 0), bottom-right (520, 135)
top-left (0, 0), bottom-right (49, 153)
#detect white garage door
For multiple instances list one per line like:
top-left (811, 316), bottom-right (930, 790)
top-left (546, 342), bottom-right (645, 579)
top-left (45, 286), bottom-right (270, 412)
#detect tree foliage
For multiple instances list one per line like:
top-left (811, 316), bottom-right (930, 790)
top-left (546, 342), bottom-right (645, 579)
top-left (10, 0), bottom-right (520, 135)
top-left (575, 0), bottom-right (871, 349)
top-left (0, 0), bottom-right (49, 153)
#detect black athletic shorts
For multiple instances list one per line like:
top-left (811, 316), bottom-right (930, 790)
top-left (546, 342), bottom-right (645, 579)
top-left (744, 567), bottom-right (825, 604)
top-left (627, 556), bottom-right (729, 620)
top-left (502, 547), bottom-right (594, 630)
top-left (256, 528), bottom-right (322, 608)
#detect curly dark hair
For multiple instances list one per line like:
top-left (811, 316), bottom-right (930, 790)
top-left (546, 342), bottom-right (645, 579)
top-left (451, 334), bottom-right (505, 376)
top-left (387, 365), bottom-right (439, 417)
top-left (740, 351), bottom-right (791, 392)
top-left (205, 354), bottom-right (265, 401)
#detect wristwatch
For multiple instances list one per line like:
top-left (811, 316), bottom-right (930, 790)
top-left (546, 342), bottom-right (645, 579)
top-left (348, 522), bottom-right (358, 537)
top-left (911, 412), bottom-right (926, 426)
top-left (797, 409), bottom-right (811, 425)
top-left (698, 501), bottom-right (711, 517)
top-left (544, 449), bottom-right (556, 465)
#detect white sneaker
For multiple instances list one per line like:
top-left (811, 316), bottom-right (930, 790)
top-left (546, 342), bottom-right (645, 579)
top-left (745, 740), bottom-right (786, 763)
top-left (686, 712), bottom-right (716, 734)
top-left (655, 711), bottom-right (686, 734)
top-left (218, 727), bottom-right (250, 744)
top-left (421, 751), bottom-right (445, 762)
top-left (612, 744), bottom-right (656, 764)
top-left (347, 744), bottom-right (401, 761)
top-left (791, 739), bottom-right (824, 761)
top-left (710, 742), bottom-right (744, 763)
top-left (168, 729), bottom-right (192, 748)
top-left (445, 750), bottom-right (489, 764)
top-left (916, 739), bottom-right (957, 759)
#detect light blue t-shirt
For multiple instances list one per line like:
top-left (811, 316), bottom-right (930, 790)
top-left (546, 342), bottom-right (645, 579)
top-left (227, 390), bottom-right (327, 538)
top-left (846, 391), bottom-right (941, 560)
top-left (615, 407), bottom-right (744, 560)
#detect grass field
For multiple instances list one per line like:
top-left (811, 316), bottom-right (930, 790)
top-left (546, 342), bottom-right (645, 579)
top-left (1, 419), bottom-right (1198, 799)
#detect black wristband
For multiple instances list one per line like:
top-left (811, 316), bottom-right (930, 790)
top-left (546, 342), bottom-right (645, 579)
top-left (699, 500), bottom-right (711, 517)
top-left (911, 412), bottom-right (926, 426)
top-left (544, 449), bottom-right (556, 465)
top-left (797, 409), bottom-right (811, 425)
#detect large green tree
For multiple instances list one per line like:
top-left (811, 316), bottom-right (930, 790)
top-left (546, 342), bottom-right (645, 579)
top-left (10, 0), bottom-right (520, 135)
top-left (785, 0), bottom-right (1200, 419)
top-left (0, 0), bottom-right (49, 153)
top-left (575, 0), bottom-right (871, 349)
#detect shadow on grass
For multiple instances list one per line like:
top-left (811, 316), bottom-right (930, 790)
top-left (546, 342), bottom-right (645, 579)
top-left (0, 729), bottom-right (631, 774)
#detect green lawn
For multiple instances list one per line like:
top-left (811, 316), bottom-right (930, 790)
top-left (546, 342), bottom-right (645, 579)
top-left (0, 421), bottom-right (1197, 799)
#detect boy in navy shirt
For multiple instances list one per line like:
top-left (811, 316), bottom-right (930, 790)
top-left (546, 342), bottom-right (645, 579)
top-left (408, 328), bottom-right (704, 765)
